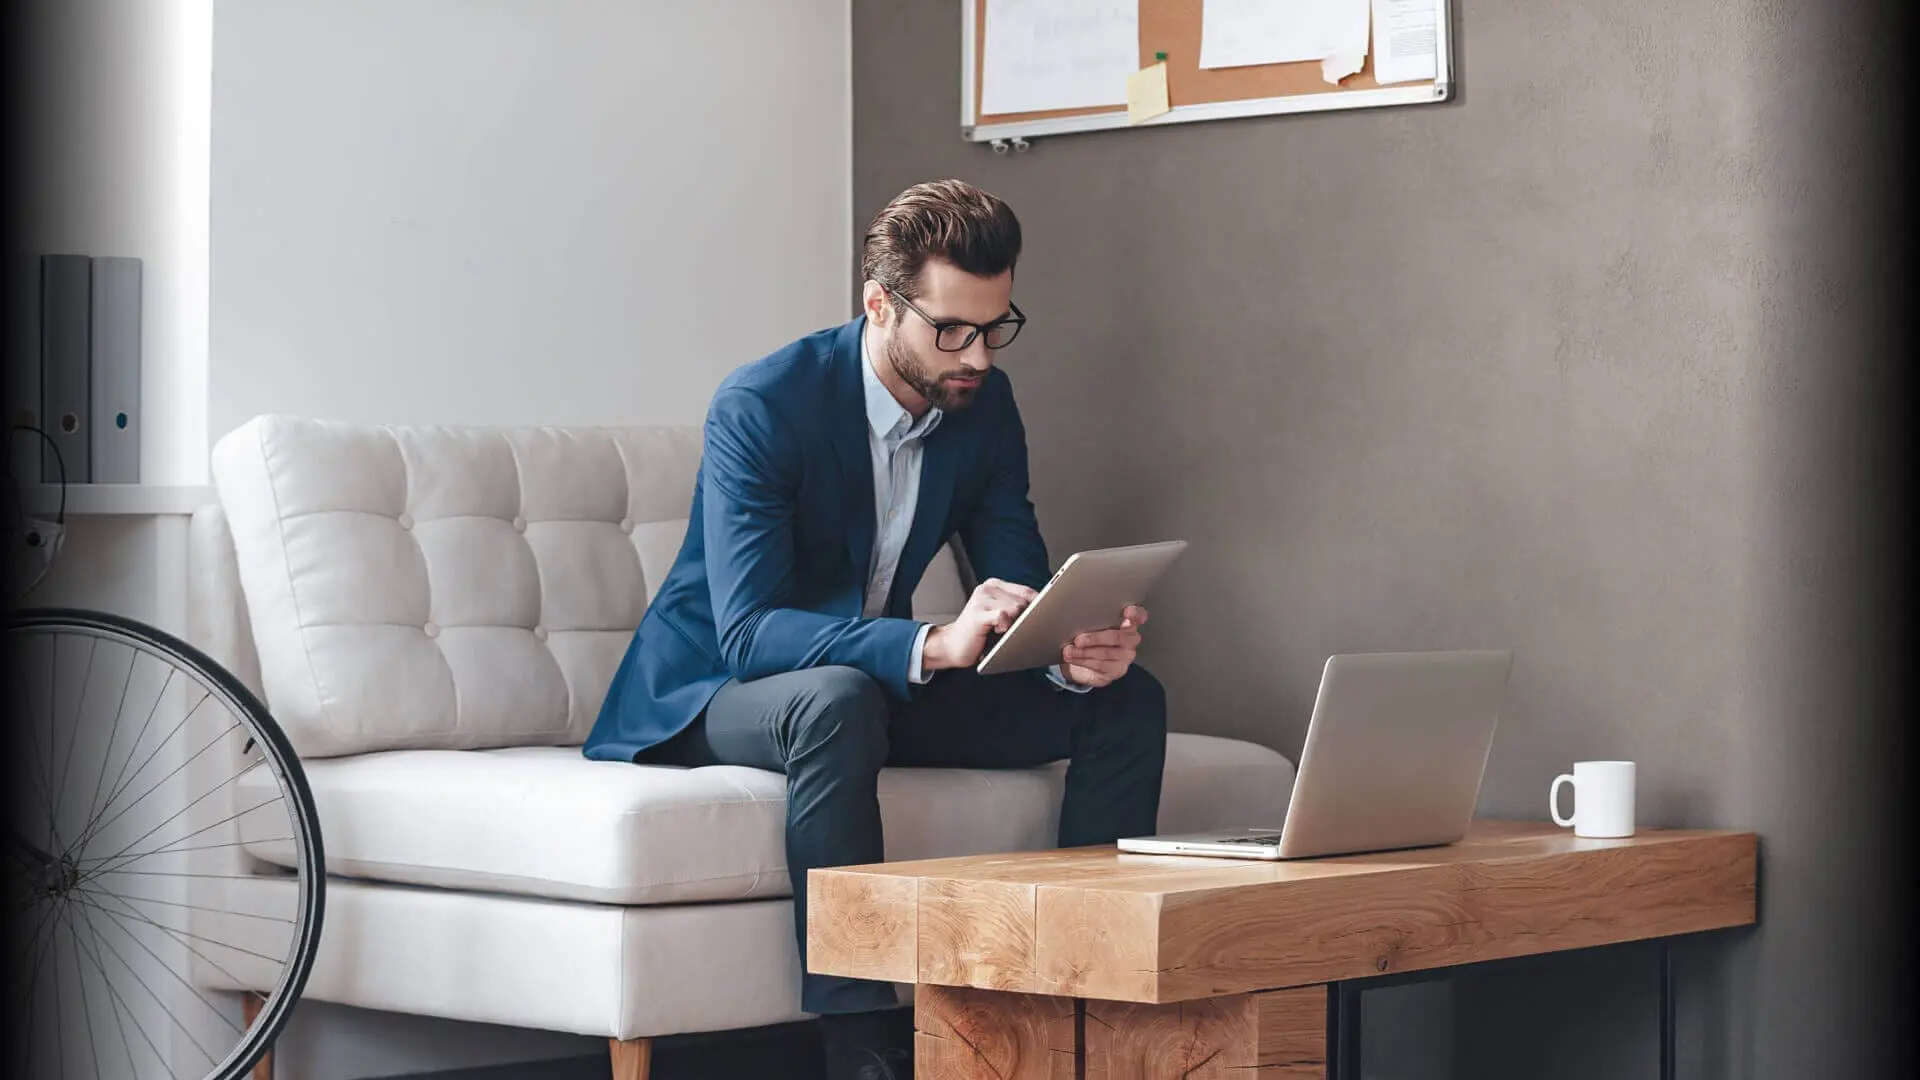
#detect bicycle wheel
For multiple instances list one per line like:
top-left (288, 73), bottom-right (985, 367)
top-left (5, 607), bottom-right (325, 1080)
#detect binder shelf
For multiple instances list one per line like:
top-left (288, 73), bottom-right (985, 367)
top-left (22, 484), bottom-right (214, 517)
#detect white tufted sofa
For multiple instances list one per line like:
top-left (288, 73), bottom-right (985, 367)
top-left (188, 414), bottom-right (1297, 1073)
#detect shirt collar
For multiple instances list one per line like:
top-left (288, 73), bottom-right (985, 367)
top-left (861, 324), bottom-right (942, 441)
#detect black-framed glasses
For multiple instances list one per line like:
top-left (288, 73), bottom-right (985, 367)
top-left (888, 290), bottom-right (1027, 352)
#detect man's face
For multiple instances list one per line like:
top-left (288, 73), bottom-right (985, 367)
top-left (876, 258), bottom-right (1014, 413)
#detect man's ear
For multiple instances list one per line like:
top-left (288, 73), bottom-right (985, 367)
top-left (860, 280), bottom-right (890, 325)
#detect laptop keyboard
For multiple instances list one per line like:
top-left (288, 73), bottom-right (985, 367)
top-left (1216, 834), bottom-right (1285, 845)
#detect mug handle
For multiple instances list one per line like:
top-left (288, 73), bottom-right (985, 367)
top-left (1550, 774), bottom-right (1577, 827)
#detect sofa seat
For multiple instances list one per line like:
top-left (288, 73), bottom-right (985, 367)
top-left (238, 732), bottom-right (1295, 906)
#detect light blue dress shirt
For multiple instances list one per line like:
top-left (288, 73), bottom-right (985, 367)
top-left (860, 331), bottom-right (1087, 692)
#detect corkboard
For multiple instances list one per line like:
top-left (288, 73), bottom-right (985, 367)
top-left (970, 0), bottom-right (1437, 129)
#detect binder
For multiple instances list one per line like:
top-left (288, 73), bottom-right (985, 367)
top-left (5, 255), bottom-right (40, 482)
top-left (89, 256), bottom-right (141, 483)
top-left (39, 254), bottom-right (90, 484)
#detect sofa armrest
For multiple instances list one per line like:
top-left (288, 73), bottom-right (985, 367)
top-left (188, 504), bottom-right (266, 701)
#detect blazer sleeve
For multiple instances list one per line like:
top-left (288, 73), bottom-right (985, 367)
top-left (702, 385), bottom-right (923, 699)
top-left (957, 389), bottom-right (1052, 593)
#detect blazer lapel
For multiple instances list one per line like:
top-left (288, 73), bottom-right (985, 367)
top-left (830, 319), bottom-right (877, 594)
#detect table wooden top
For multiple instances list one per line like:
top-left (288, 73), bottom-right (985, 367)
top-left (807, 820), bottom-right (1757, 1004)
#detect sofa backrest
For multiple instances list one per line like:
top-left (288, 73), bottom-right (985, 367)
top-left (207, 415), bottom-right (971, 759)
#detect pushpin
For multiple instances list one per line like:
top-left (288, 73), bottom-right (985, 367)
top-left (1155, 51), bottom-right (1167, 62)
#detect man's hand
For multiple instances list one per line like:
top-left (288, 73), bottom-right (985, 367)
top-left (1058, 605), bottom-right (1149, 689)
top-left (923, 578), bottom-right (1039, 671)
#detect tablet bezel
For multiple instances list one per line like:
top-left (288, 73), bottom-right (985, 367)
top-left (973, 540), bottom-right (1188, 677)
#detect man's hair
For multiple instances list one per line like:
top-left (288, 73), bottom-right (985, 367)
top-left (860, 179), bottom-right (1022, 301)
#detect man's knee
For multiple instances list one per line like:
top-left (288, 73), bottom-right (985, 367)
top-left (1112, 665), bottom-right (1168, 731)
top-left (785, 667), bottom-right (889, 767)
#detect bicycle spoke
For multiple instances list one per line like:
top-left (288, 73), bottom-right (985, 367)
top-left (46, 633), bottom-right (64, 848)
top-left (75, 889), bottom-right (295, 926)
top-left (81, 715), bottom-right (236, 856)
top-left (79, 644), bottom-right (142, 863)
top-left (66, 896), bottom-right (262, 1019)
top-left (85, 837), bottom-right (296, 883)
top-left (72, 883), bottom-right (290, 973)
top-left (20, 896), bottom-right (51, 1079)
top-left (89, 869), bottom-right (296, 884)
top-left (58, 892), bottom-right (225, 1066)
top-left (51, 635), bottom-right (101, 854)
top-left (81, 770), bottom-right (273, 882)
top-left (16, 646), bottom-right (63, 851)
top-left (23, 891), bottom-right (66, 1065)
top-left (75, 902), bottom-right (144, 1080)
top-left (84, 791), bottom-right (288, 884)
top-left (13, 895), bottom-right (61, 986)
top-left (79, 668), bottom-right (176, 853)
top-left (60, 900), bottom-right (104, 1080)
top-left (53, 892), bottom-right (65, 1080)
top-left (64, 906), bottom-right (180, 1080)
top-left (81, 687), bottom-right (215, 852)
top-left (76, 885), bottom-right (246, 1039)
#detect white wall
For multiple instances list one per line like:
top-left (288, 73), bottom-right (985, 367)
top-left (207, 2), bottom-right (851, 1077)
top-left (210, 0), bottom-right (854, 445)
top-left (16, 0), bottom-right (211, 486)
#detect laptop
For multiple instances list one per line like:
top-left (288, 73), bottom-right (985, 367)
top-left (1117, 649), bottom-right (1512, 860)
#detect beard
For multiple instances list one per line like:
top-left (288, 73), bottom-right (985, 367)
top-left (885, 332), bottom-right (983, 412)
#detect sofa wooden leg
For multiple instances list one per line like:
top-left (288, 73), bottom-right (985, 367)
top-left (609, 1037), bottom-right (653, 1080)
top-left (241, 992), bottom-right (275, 1080)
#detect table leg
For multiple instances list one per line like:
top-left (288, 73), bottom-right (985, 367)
top-left (1660, 942), bottom-right (1676, 1080)
top-left (914, 984), bottom-right (1078, 1079)
top-left (1083, 986), bottom-right (1328, 1078)
top-left (1327, 982), bottom-right (1363, 1080)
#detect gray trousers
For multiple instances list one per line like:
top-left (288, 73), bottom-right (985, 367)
top-left (637, 663), bottom-right (1169, 1015)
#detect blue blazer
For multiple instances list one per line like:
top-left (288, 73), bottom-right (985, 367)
top-left (583, 317), bottom-right (1052, 761)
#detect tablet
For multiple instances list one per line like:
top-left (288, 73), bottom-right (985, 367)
top-left (975, 540), bottom-right (1188, 676)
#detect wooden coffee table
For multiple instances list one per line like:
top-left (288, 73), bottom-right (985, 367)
top-left (807, 820), bottom-right (1757, 1078)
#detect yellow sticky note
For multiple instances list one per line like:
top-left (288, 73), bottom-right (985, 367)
top-left (1126, 61), bottom-right (1170, 124)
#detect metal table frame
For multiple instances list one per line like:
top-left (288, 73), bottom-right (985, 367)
top-left (1326, 939), bottom-right (1686, 1079)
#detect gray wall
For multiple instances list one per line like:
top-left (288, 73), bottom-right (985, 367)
top-left (855, 1), bottom-right (1901, 1077)
top-left (210, 0), bottom-right (853, 448)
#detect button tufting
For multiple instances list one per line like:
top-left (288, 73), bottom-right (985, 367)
top-left (423, 622), bottom-right (439, 638)
top-left (619, 518), bottom-right (634, 534)
top-left (533, 625), bottom-right (549, 641)
top-left (397, 512), bottom-right (415, 529)
top-left (512, 516), bottom-right (526, 533)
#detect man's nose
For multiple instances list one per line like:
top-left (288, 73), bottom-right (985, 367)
top-left (958, 343), bottom-right (993, 371)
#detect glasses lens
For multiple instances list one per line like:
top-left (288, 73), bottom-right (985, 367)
top-left (935, 325), bottom-right (976, 352)
top-left (984, 320), bottom-right (1022, 349)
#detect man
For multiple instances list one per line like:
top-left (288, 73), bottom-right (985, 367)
top-left (585, 180), bottom-right (1167, 1080)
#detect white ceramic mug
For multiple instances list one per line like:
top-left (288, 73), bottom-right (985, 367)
top-left (1549, 761), bottom-right (1636, 838)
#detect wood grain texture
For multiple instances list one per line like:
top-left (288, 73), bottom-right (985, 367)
top-left (806, 868), bottom-right (918, 983)
top-left (608, 1037), bottom-right (652, 1080)
top-left (919, 876), bottom-right (1038, 989)
top-left (1084, 987), bottom-right (1327, 1079)
top-left (915, 984), bottom-right (1077, 1080)
top-left (807, 821), bottom-right (1758, 1003)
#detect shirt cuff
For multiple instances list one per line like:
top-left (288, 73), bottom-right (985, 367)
top-left (1047, 664), bottom-right (1095, 693)
top-left (908, 623), bottom-right (934, 685)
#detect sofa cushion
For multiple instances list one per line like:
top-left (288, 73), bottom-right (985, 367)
top-left (209, 416), bottom-right (974, 759)
top-left (237, 732), bottom-right (1296, 905)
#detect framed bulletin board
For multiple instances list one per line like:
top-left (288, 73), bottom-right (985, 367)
top-left (962, 0), bottom-right (1453, 147)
